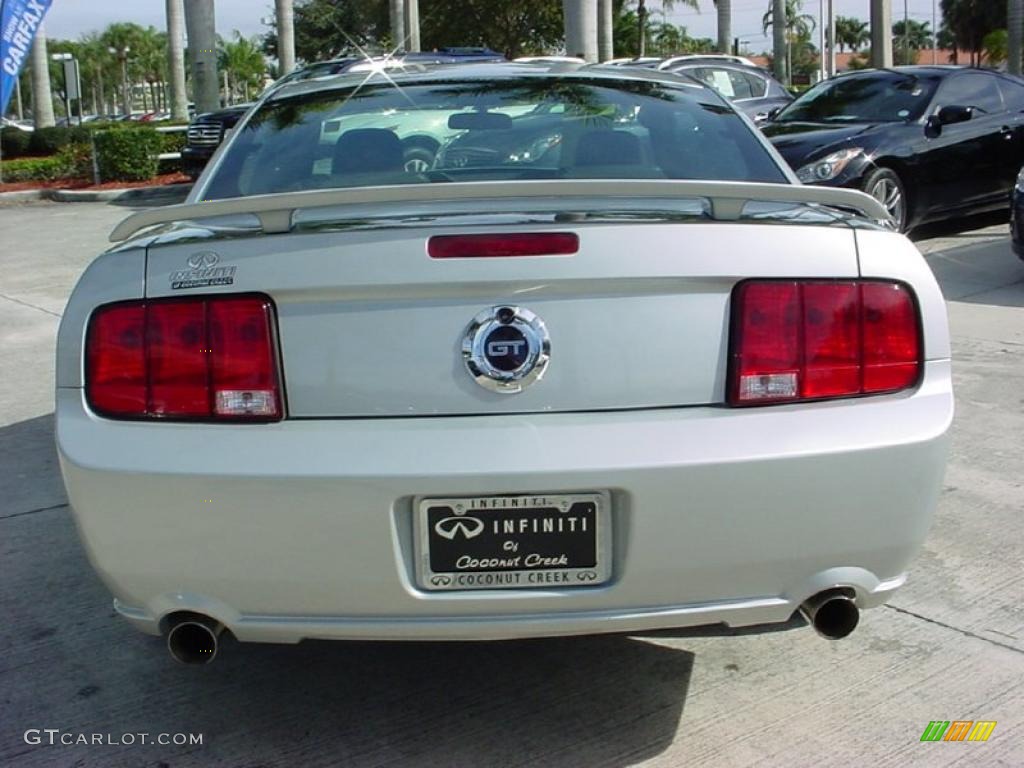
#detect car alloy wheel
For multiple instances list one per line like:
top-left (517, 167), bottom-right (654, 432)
top-left (864, 168), bottom-right (907, 232)
top-left (403, 146), bottom-right (436, 174)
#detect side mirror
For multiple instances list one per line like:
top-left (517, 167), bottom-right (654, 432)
top-left (766, 107), bottom-right (782, 122)
top-left (925, 105), bottom-right (973, 138)
top-left (937, 105), bottom-right (973, 126)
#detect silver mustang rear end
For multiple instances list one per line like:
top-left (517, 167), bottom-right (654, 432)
top-left (56, 66), bottom-right (952, 662)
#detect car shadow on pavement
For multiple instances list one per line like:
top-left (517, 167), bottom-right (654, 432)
top-left (924, 240), bottom-right (1024, 309)
top-left (1, 412), bottom-right (693, 768)
top-left (908, 210), bottom-right (1010, 243)
top-left (107, 184), bottom-right (192, 208)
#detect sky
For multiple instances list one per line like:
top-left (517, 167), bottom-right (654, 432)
top-left (41, 0), bottom-right (947, 54)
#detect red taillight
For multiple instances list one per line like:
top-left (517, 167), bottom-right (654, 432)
top-left (428, 232), bottom-right (579, 259)
top-left (86, 295), bottom-right (281, 421)
top-left (729, 280), bottom-right (921, 406)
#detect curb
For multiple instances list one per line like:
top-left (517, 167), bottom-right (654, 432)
top-left (0, 183), bottom-right (192, 204)
top-left (0, 189), bottom-right (46, 201)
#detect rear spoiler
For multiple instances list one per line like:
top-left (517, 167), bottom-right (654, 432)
top-left (109, 179), bottom-right (891, 242)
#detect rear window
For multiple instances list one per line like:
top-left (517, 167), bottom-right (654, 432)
top-left (201, 76), bottom-right (787, 200)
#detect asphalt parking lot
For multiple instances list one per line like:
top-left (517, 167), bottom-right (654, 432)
top-left (1, 200), bottom-right (1021, 767)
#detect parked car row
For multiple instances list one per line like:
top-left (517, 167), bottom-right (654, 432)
top-left (602, 54), bottom-right (793, 123)
top-left (177, 54), bottom-right (1024, 239)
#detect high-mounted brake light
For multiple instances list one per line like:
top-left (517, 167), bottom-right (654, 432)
top-left (86, 294), bottom-right (282, 421)
top-left (728, 280), bottom-right (921, 406)
top-left (428, 232), bottom-right (579, 259)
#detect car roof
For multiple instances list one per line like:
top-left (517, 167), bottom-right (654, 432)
top-left (266, 61), bottom-right (720, 104)
top-left (836, 65), bottom-right (969, 77)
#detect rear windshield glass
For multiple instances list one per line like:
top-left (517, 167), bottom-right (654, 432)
top-left (201, 76), bottom-right (787, 199)
top-left (775, 72), bottom-right (940, 123)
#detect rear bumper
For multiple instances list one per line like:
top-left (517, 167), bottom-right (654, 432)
top-left (56, 361), bottom-right (953, 643)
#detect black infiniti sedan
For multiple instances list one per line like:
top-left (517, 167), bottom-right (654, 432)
top-left (762, 66), bottom-right (1024, 232)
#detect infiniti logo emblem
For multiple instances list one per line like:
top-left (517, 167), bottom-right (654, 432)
top-left (434, 515), bottom-right (485, 540)
top-left (187, 251), bottom-right (219, 269)
top-left (462, 306), bottom-right (551, 394)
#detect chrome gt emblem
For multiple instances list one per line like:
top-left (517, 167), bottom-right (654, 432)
top-left (462, 306), bottom-right (550, 393)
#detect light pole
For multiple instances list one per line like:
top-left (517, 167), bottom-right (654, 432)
top-left (108, 46), bottom-right (131, 116)
top-left (51, 52), bottom-right (72, 123)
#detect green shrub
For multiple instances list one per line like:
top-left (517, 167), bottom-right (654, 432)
top-left (67, 125), bottom-right (94, 145)
top-left (159, 129), bottom-right (187, 154)
top-left (58, 142), bottom-right (94, 179)
top-left (28, 126), bottom-right (71, 156)
top-left (93, 127), bottom-right (162, 181)
top-left (0, 155), bottom-right (68, 182)
top-left (1, 127), bottom-right (31, 158)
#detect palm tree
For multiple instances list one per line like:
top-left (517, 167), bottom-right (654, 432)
top-left (835, 15), bottom-right (869, 52)
top-left (715, 0), bottom-right (731, 54)
top-left (29, 23), bottom-right (56, 127)
top-left (219, 31), bottom-right (267, 103)
top-left (166, 0), bottom-right (189, 120)
top-left (1011, 0), bottom-right (1023, 74)
top-left (764, 0), bottom-right (814, 84)
top-left (275, 0), bottom-right (296, 73)
top-left (638, 0), bottom-right (698, 56)
top-left (134, 28), bottom-right (168, 111)
top-left (893, 19), bottom-right (932, 51)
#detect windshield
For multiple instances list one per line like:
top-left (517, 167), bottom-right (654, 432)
top-left (201, 76), bottom-right (787, 200)
top-left (775, 72), bottom-right (939, 123)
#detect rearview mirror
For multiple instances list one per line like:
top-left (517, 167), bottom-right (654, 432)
top-left (448, 112), bottom-right (513, 130)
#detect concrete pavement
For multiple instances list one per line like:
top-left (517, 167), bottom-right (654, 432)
top-left (1, 201), bottom-right (1021, 767)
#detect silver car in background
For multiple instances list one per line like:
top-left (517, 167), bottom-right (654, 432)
top-left (56, 64), bottom-right (952, 664)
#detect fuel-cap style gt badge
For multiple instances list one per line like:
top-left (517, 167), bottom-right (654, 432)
top-left (463, 306), bottom-right (550, 393)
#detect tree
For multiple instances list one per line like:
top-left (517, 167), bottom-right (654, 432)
top-left (262, 0), bottom-right (389, 66)
top-left (219, 32), bottom-right (267, 103)
top-left (763, 0), bottom-right (813, 84)
top-left (100, 22), bottom-right (158, 112)
top-left (30, 23), bottom-right (56, 127)
top-left (716, 0), bottom-right (731, 54)
top-left (420, 0), bottom-right (564, 58)
top-left (983, 28), bottom-right (1008, 66)
top-left (940, 0), bottom-right (1005, 65)
top-left (893, 19), bottom-right (933, 51)
top-left (637, 0), bottom-right (698, 56)
top-left (1009, 0), bottom-right (1023, 74)
top-left (835, 15), bottom-right (869, 52)
top-left (166, 0), bottom-right (189, 120)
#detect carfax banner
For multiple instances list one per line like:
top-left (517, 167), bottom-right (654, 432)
top-left (1, 0), bottom-right (55, 116)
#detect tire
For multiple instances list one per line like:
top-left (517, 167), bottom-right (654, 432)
top-left (402, 144), bottom-right (436, 174)
top-left (861, 167), bottom-right (908, 233)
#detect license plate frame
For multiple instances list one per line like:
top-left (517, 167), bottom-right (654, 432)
top-left (414, 492), bottom-right (612, 591)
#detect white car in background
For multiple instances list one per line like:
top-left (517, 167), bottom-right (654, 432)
top-left (56, 64), bottom-right (952, 664)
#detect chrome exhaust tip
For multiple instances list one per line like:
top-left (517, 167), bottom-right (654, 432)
top-left (166, 615), bottom-right (224, 665)
top-left (800, 591), bottom-right (860, 640)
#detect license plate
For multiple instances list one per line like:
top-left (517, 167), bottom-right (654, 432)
top-left (415, 493), bottom-right (611, 591)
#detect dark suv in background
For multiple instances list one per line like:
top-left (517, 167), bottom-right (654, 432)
top-left (181, 103), bottom-right (252, 179)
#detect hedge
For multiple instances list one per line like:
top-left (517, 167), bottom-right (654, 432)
top-left (93, 127), bottom-right (162, 181)
top-left (1, 127), bottom-right (31, 158)
top-left (0, 155), bottom-right (68, 182)
top-left (28, 126), bottom-right (72, 156)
